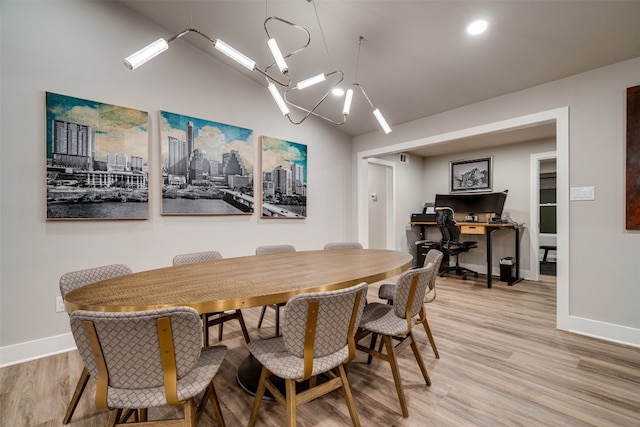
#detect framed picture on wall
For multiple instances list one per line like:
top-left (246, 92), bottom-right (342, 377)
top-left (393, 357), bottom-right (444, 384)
top-left (260, 136), bottom-right (307, 218)
top-left (159, 111), bottom-right (256, 215)
top-left (45, 92), bottom-right (149, 220)
top-left (450, 156), bottom-right (492, 193)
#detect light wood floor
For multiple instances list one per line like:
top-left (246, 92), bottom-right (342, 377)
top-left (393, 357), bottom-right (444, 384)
top-left (2, 274), bottom-right (639, 426)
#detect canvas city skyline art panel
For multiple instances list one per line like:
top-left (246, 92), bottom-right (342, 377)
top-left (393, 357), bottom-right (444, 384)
top-left (260, 136), bottom-right (307, 218)
top-left (159, 111), bottom-right (256, 215)
top-left (45, 92), bottom-right (149, 220)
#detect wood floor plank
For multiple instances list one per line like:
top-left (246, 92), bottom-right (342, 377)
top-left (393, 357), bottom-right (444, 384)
top-left (2, 274), bottom-right (639, 426)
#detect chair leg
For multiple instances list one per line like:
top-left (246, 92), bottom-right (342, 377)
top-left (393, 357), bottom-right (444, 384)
top-left (207, 382), bottom-right (226, 427)
top-left (408, 332), bottom-right (431, 385)
top-left (285, 378), bottom-right (297, 427)
top-left (107, 409), bottom-right (121, 427)
top-left (418, 306), bottom-right (439, 359)
top-left (237, 310), bottom-right (251, 344)
top-left (382, 335), bottom-right (409, 418)
top-left (63, 366), bottom-right (90, 424)
top-left (184, 397), bottom-right (195, 427)
top-left (257, 306), bottom-right (268, 329)
top-left (248, 366), bottom-right (270, 427)
top-left (202, 314), bottom-right (210, 347)
top-left (338, 364), bottom-right (361, 427)
top-left (367, 332), bottom-right (379, 365)
top-left (119, 409), bottom-right (137, 423)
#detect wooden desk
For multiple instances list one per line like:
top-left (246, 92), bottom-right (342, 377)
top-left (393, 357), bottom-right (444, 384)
top-left (64, 249), bottom-right (412, 313)
top-left (410, 222), bottom-right (524, 288)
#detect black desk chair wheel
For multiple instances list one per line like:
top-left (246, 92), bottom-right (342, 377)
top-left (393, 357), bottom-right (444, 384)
top-left (436, 207), bottom-right (479, 280)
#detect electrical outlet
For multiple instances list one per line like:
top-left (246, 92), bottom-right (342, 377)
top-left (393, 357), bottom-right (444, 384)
top-left (55, 296), bottom-right (65, 313)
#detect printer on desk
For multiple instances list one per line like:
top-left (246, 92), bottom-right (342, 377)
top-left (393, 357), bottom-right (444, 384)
top-left (410, 202), bottom-right (436, 222)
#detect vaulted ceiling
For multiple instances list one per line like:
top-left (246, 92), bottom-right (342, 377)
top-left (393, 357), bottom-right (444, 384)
top-left (119, 1), bottom-right (639, 142)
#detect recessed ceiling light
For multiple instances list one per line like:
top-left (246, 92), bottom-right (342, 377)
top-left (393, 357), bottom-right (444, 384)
top-left (467, 19), bottom-right (488, 36)
top-left (332, 88), bottom-right (345, 97)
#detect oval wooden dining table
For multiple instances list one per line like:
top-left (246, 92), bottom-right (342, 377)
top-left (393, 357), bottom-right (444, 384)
top-left (64, 249), bottom-right (412, 314)
top-left (64, 248), bottom-right (412, 398)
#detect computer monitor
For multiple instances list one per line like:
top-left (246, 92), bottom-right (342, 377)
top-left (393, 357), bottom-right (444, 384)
top-left (434, 190), bottom-right (507, 216)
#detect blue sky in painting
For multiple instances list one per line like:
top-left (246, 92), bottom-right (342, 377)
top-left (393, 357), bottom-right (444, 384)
top-left (161, 111), bottom-right (252, 144)
top-left (45, 92), bottom-right (148, 160)
top-left (261, 136), bottom-right (307, 183)
top-left (159, 110), bottom-right (255, 172)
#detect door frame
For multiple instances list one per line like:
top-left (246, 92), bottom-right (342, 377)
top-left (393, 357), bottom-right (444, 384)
top-left (529, 151), bottom-right (557, 282)
top-left (357, 107), bottom-right (569, 330)
top-left (362, 157), bottom-right (396, 249)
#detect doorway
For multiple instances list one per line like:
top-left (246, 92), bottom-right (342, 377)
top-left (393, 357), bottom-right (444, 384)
top-left (529, 152), bottom-right (557, 281)
top-left (366, 158), bottom-right (395, 250)
top-left (357, 107), bottom-right (569, 329)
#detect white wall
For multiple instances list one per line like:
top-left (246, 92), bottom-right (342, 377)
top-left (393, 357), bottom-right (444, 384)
top-left (0, 1), bottom-right (353, 365)
top-left (353, 57), bottom-right (640, 347)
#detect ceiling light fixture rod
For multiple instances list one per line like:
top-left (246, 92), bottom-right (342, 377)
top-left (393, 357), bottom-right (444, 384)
top-left (124, 28), bottom-right (291, 87)
top-left (122, 12), bottom-right (391, 134)
top-left (353, 83), bottom-right (392, 134)
top-left (350, 37), bottom-right (392, 134)
top-left (296, 73), bottom-right (327, 90)
top-left (264, 16), bottom-right (311, 62)
top-left (283, 70), bottom-right (347, 125)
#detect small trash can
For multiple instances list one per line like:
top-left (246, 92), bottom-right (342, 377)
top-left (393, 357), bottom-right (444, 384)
top-left (499, 257), bottom-right (515, 282)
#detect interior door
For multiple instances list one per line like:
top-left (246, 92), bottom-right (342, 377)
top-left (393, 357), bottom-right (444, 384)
top-left (367, 161), bottom-right (394, 249)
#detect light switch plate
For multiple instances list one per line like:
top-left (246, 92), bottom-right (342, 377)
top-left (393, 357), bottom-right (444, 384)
top-left (570, 186), bottom-right (595, 201)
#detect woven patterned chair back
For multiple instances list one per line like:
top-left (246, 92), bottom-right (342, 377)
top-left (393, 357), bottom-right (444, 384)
top-left (282, 282), bottom-right (368, 358)
top-left (323, 242), bottom-right (363, 250)
top-left (255, 244), bottom-right (296, 255)
top-left (393, 264), bottom-right (434, 319)
top-left (423, 250), bottom-right (444, 289)
top-left (173, 250), bottom-right (223, 266)
top-left (70, 307), bottom-right (202, 390)
top-left (60, 264), bottom-right (133, 298)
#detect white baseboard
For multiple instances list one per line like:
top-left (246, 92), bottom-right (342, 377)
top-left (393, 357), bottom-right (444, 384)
top-left (565, 316), bottom-right (640, 348)
top-left (0, 332), bottom-right (76, 368)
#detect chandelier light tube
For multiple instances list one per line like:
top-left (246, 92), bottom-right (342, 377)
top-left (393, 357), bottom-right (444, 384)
top-left (123, 38), bottom-right (169, 70)
top-left (297, 73), bottom-right (326, 90)
top-left (268, 83), bottom-right (290, 115)
top-left (214, 39), bottom-right (256, 70)
top-left (213, 39), bottom-right (256, 71)
top-left (372, 108), bottom-right (392, 134)
top-left (122, 23), bottom-right (392, 133)
top-left (342, 89), bottom-right (354, 115)
top-left (267, 38), bottom-right (288, 74)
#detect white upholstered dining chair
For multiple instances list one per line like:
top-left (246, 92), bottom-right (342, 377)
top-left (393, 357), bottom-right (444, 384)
top-left (323, 241), bottom-right (364, 250)
top-left (355, 263), bottom-right (435, 418)
top-left (377, 249), bottom-right (444, 358)
top-left (247, 282), bottom-right (368, 427)
top-left (70, 306), bottom-right (227, 427)
top-left (255, 244), bottom-right (296, 336)
top-left (59, 263), bottom-right (133, 424)
top-left (172, 250), bottom-right (251, 345)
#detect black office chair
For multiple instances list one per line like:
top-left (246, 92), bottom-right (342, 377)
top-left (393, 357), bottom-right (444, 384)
top-left (436, 207), bottom-right (479, 280)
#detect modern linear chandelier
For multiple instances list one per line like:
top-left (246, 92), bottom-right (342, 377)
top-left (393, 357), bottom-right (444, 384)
top-left (123, 5), bottom-right (391, 134)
